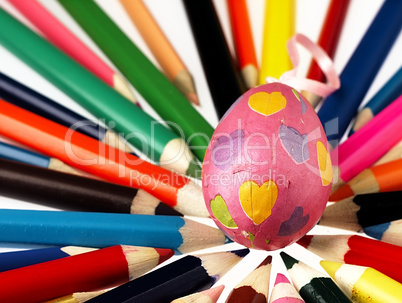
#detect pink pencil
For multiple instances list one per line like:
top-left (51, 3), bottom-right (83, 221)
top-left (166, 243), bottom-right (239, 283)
top-left (269, 273), bottom-right (305, 303)
top-left (331, 94), bottom-right (402, 193)
top-left (7, 0), bottom-right (137, 104)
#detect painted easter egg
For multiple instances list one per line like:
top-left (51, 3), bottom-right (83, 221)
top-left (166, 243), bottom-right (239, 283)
top-left (202, 83), bottom-right (332, 250)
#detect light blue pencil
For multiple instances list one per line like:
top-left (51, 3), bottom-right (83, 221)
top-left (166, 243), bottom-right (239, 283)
top-left (0, 141), bottom-right (80, 175)
top-left (0, 209), bottom-right (227, 254)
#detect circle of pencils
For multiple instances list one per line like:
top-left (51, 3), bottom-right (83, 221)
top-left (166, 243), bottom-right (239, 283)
top-left (318, 191), bottom-right (402, 232)
top-left (57, 0), bottom-right (213, 162)
top-left (0, 245), bottom-right (174, 302)
top-left (280, 252), bottom-right (351, 302)
top-left (0, 99), bottom-right (207, 217)
top-left (320, 261), bottom-right (402, 303)
top-left (85, 249), bottom-right (249, 303)
top-left (297, 234), bottom-right (402, 283)
top-left (0, 7), bottom-right (200, 177)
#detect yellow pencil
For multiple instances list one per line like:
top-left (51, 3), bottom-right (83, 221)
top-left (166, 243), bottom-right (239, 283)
top-left (259, 0), bottom-right (295, 84)
top-left (320, 260), bottom-right (402, 303)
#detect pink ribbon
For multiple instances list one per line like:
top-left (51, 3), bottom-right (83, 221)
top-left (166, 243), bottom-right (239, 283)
top-left (266, 33), bottom-right (340, 98)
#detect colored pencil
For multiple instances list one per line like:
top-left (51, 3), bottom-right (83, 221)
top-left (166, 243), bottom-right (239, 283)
top-left (0, 245), bottom-right (174, 302)
top-left (227, 0), bottom-right (258, 88)
top-left (0, 158), bottom-right (182, 216)
top-left (318, 0), bottom-right (402, 145)
top-left (182, 0), bottom-right (245, 118)
top-left (318, 192), bottom-right (402, 232)
top-left (0, 141), bottom-right (81, 176)
top-left (268, 273), bottom-right (305, 303)
top-left (171, 285), bottom-right (225, 303)
top-left (57, 0), bottom-right (213, 162)
top-left (0, 209), bottom-right (227, 253)
top-left (320, 261), bottom-right (402, 303)
top-left (0, 246), bottom-right (97, 272)
top-left (0, 8), bottom-right (200, 177)
top-left (363, 219), bottom-right (402, 247)
top-left (44, 291), bottom-right (107, 303)
top-left (349, 67), bottom-right (402, 135)
top-left (225, 255), bottom-right (272, 303)
top-left (280, 252), bottom-right (351, 302)
top-left (330, 94), bottom-right (402, 193)
top-left (330, 159), bottom-right (402, 201)
top-left (302, 0), bottom-right (350, 108)
top-left (297, 234), bottom-right (402, 282)
top-left (6, 0), bottom-right (138, 104)
top-left (119, 0), bottom-right (199, 106)
top-left (259, 0), bottom-right (295, 83)
top-left (375, 139), bottom-right (402, 166)
top-left (0, 100), bottom-right (207, 217)
top-left (0, 71), bottom-right (132, 153)
top-left (85, 249), bottom-right (249, 303)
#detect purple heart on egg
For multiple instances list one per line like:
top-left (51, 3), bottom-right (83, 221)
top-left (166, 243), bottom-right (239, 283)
top-left (277, 206), bottom-right (310, 236)
top-left (279, 124), bottom-right (309, 164)
top-left (211, 129), bottom-right (245, 171)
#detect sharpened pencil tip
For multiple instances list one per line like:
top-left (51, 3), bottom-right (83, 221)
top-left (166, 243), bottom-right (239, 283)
top-left (329, 184), bottom-right (354, 201)
top-left (274, 273), bottom-right (290, 285)
top-left (296, 235), bottom-right (313, 248)
top-left (280, 251), bottom-right (298, 269)
top-left (187, 92), bottom-right (200, 106)
top-left (231, 248), bottom-right (250, 257)
top-left (320, 260), bottom-right (342, 279)
top-left (155, 248), bottom-right (175, 265)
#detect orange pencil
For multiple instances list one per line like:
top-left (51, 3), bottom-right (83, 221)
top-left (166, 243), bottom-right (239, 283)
top-left (119, 0), bottom-right (199, 105)
top-left (0, 99), bottom-right (208, 217)
top-left (227, 0), bottom-right (258, 88)
top-left (330, 158), bottom-right (402, 201)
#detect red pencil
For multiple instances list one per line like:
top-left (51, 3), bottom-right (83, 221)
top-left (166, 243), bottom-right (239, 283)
top-left (0, 99), bottom-right (208, 217)
top-left (297, 234), bottom-right (402, 282)
top-left (0, 245), bottom-right (173, 302)
top-left (302, 0), bottom-right (350, 107)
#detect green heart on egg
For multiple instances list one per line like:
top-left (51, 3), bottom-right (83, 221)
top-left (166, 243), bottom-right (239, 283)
top-left (210, 195), bottom-right (238, 228)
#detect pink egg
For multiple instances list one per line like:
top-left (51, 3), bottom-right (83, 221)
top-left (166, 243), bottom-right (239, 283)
top-left (202, 83), bottom-right (332, 250)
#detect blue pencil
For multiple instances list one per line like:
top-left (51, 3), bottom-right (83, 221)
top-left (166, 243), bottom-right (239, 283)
top-left (318, 0), bottom-right (402, 146)
top-left (0, 209), bottom-right (227, 254)
top-left (0, 72), bottom-right (132, 153)
top-left (0, 246), bottom-right (97, 272)
top-left (0, 141), bottom-right (80, 175)
top-left (349, 67), bottom-right (402, 136)
top-left (364, 219), bottom-right (402, 247)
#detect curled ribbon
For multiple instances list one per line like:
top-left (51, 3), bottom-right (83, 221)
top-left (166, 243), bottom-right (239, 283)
top-left (265, 33), bottom-right (340, 98)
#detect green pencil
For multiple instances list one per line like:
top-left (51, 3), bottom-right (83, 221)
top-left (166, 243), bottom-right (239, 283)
top-left (0, 7), bottom-right (200, 178)
top-left (280, 252), bottom-right (351, 303)
top-left (58, 0), bottom-right (214, 162)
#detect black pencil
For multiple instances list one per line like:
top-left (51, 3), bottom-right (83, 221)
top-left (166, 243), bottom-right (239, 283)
top-left (182, 0), bottom-right (245, 118)
top-left (86, 249), bottom-right (249, 303)
top-left (319, 191), bottom-right (402, 232)
top-left (0, 158), bottom-right (181, 216)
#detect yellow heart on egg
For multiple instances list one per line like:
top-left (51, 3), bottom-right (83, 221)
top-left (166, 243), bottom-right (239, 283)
top-left (317, 141), bottom-right (333, 186)
top-left (239, 180), bottom-right (278, 225)
top-left (248, 91), bottom-right (287, 116)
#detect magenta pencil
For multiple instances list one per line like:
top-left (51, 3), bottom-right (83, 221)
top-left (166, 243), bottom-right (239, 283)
top-left (269, 273), bottom-right (305, 303)
top-left (7, 0), bottom-right (137, 103)
top-left (331, 94), bottom-right (402, 192)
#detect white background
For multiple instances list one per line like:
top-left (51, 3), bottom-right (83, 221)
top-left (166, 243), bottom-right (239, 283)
top-left (0, 0), bottom-right (401, 301)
